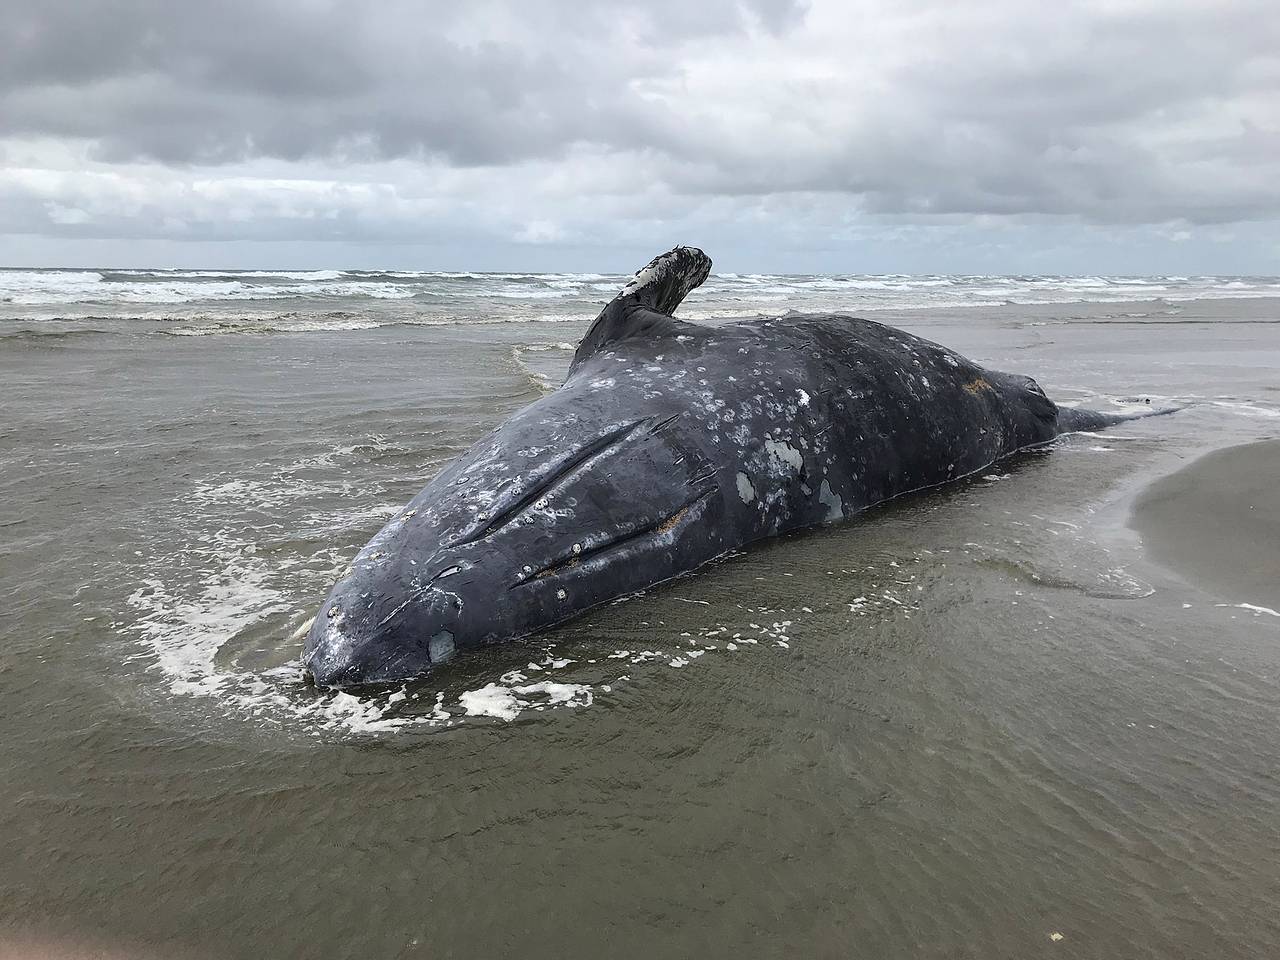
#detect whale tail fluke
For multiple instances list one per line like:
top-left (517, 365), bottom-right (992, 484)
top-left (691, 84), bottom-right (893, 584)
top-left (1056, 403), bottom-right (1181, 433)
top-left (571, 246), bottom-right (712, 373)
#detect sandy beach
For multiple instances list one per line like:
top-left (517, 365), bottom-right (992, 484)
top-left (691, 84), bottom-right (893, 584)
top-left (1132, 440), bottom-right (1280, 611)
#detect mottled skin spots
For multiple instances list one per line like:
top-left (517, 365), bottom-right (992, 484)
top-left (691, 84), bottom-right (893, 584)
top-left (303, 246), bottom-right (1162, 687)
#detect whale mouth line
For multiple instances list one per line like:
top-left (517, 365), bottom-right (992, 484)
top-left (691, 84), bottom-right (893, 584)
top-left (513, 486), bottom-right (716, 588)
top-left (456, 417), bottom-right (653, 546)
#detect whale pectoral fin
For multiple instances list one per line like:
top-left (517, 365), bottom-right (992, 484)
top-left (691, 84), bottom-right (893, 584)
top-left (570, 246), bottom-right (712, 372)
top-left (617, 245), bottom-right (712, 314)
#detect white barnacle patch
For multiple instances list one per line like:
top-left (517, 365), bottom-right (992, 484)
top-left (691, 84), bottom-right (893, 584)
top-left (818, 479), bottom-right (844, 521)
top-left (736, 472), bottom-right (757, 503)
top-left (556, 588), bottom-right (568, 600)
top-left (765, 438), bottom-right (804, 472)
top-left (797, 389), bottom-right (810, 406)
top-left (620, 260), bottom-right (662, 293)
top-left (589, 378), bottom-right (616, 389)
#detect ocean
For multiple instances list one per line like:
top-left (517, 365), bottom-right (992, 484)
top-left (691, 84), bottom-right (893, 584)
top-left (5, 267), bottom-right (1280, 335)
top-left (2, 267), bottom-right (1279, 958)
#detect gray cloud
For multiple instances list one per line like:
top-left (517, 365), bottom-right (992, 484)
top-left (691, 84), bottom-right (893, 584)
top-left (1, 0), bottom-right (1278, 269)
top-left (2, 0), bottom-right (803, 165)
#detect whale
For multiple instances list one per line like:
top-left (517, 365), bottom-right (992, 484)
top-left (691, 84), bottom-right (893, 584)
top-left (302, 246), bottom-right (1166, 687)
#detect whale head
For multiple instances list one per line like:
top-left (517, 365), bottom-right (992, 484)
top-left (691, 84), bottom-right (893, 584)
top-left (300, 482), bottom-right (532, 688)
top-left (301, 401), bottom-right (723, 689)
top-left (301, 552), bottom-right (469, 688)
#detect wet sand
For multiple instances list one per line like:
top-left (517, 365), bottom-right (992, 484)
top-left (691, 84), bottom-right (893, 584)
top-left (1132, 439), bottom-right (1280, 610)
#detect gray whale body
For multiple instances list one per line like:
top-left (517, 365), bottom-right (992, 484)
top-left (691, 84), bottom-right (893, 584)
top-left (303, 246), bottom-right (1159, 688)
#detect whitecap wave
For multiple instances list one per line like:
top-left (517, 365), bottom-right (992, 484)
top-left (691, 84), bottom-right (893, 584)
top-left (7, 267), bottom-right (1280, 317)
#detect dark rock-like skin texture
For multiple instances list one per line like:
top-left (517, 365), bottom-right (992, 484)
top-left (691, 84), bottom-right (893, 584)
top-left (302, 246), bottom-right (1142, 687)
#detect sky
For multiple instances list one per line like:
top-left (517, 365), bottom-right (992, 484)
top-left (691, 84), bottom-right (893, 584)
top-left (2, 0), bottom-right (1278, 274)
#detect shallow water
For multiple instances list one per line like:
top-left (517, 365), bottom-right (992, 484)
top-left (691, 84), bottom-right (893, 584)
top-left (2, 286), bottom-right (1279, 958)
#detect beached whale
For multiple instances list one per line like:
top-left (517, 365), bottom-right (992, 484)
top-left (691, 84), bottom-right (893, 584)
top-left (303, 246), bottom-right (1162, 687)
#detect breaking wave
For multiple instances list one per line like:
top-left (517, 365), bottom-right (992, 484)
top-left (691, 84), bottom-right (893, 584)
top-left (5, 268), bottom-right (1280, 333)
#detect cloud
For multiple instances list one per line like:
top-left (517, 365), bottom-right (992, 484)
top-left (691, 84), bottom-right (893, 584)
top-left (1, 0), bottom-right (1278, 269)
top-left (0, 0), bottom-right (805, 164)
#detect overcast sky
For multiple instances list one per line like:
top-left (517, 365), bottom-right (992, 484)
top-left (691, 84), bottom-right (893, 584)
top-left (2, 0), bottom-right (1278, 273)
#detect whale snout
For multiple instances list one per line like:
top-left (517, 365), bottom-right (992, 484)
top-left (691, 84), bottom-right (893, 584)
top-left (302, 644), bottom-right (366, 689)
top-left (302, 609), bottom-right (391, 688)
top-left (301, 585), bottom-right (453, 689)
